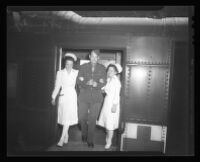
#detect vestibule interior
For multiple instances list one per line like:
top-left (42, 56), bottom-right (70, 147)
top-left (7, 7), bottom-right (193, 155)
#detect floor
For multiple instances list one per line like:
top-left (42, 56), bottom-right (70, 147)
top-left (47, 141), bottom-right (117, 151)
top-left (46, 124), bottom-right (118, 151)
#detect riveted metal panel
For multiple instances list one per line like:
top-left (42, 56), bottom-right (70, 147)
top-left (125, 66), bottom-right (149, 119)
top-left (127, 37), bottom-right (171, 64)
top-left (124, 65), bottom-right (170, 124)
top-left (146, 66), bottom-right (170, 124)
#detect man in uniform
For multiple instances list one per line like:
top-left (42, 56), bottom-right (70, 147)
top-left (77, 49), bottom-right (107, 148)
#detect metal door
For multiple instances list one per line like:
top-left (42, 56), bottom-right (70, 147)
top-left (121, 37), bottom-right (172, 153)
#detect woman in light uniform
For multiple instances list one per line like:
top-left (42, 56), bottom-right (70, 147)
top-left (51, 53), bottom-right (78, 147)
top-left (97, 63), bottom-right (122, 150)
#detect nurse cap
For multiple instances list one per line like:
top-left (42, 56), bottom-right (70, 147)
top-left (64, 53), bottom-right (77, 61)
top-left (114, 63), bottom-right (123, 73)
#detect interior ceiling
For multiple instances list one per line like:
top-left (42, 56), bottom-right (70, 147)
top-left (7, 6), bottom-right (190, 33)
top-left (74, 7), bottom-right (189, 17)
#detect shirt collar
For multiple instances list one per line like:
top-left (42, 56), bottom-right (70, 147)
top-left (63, 68), bottom-right (74, 74)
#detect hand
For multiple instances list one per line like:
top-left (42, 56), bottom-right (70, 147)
top-left (101, 86), bottom-right (105, 93)
top-left (86, 79), bottom-right (93, 85)
top-left (99, 78), bottom-right (104, 84)
top-left (79, 77), bottom-right (84, 81)
top-left (111, 104), bottom-right (117, 113)
top-left (92, 81), bottom-right (97, 87)
top-left (51, 99), bottom-right (56, 106)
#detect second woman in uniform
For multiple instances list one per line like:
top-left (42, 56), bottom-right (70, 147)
top-left (51, 53), bottom-right (79, 147)
top-left (97, 63), bottom-right (122, 150)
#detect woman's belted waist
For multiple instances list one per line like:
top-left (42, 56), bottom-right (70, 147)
top-left (59, 87), bottom-right (76, 96)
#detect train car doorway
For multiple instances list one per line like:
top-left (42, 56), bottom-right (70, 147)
top-left (51, 47), bottom-right (124, 151)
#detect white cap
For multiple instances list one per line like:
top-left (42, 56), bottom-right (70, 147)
top-left (64, 53), bottom-right (77, 61)
top-left (114, 63), bottom-right (123, 73)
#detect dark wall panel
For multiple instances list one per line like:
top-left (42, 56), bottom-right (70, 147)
top-left (20, 59), bottom-right (54, 109)
top-left (124, 65), bottom-right (170, 124)
top-left (147, 67), bottom-right (170, 124)
top-left (127, 37), bottom-right (171, 64)
top-left (7, 32), bottom-right (57, 152)
top-left (123, 37), bottom-right (171, 125)
top-left (166, 41), bottom-right (191, 155)
top-left (53, 32), bottom-right (128, 49)
top-left (125, 66), bottom-right (149, 120)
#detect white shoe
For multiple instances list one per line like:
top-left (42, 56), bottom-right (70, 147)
top-left (105, 143), bottom-right (111, 149)
top-left (57, 141), bottom-right (64, 147)
top-left (57, 138), bottom-right (64, 147)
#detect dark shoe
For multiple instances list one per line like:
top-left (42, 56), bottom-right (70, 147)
top-left (87, 142), bottom-right (94, 148)
top-left (82, 136), bottom-right (87, 143)
top-left (56, 144), bottom-right (63, 148)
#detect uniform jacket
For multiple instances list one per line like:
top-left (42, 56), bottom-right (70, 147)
top-left (77, 62), bottom-right (107, 103)
top-left (52, 68), bottom-right (78, 100)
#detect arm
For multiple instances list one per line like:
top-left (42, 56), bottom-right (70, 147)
top-left (113, 80), bottom-right (121, 104)
top-left (111, 80), bottom-right (121, 113)
top-left (76, 65), bottom-right (90, 89)
top-left (51, 71), bottom-right (61, 100)
top-left (95, 66), bottom-right (107, 90)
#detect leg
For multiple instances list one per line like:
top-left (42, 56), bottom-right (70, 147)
top-left (57, 124), bottom-right (62, 143)
top-left (78, 101), bottom-right (89, 141)
top-left (105, 130), bottom-right (114, 149)
top-left (87, 103), bottom-right (101, 145)
top-left (80, 120), bottom-right (88, 142)
top-left (57, 124), bottom-right (69, 147)
top-left (64, 124), bottom-right (70, 144)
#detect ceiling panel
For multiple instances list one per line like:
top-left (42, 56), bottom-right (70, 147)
top-left (7, 6), bottom-right (191, 34)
